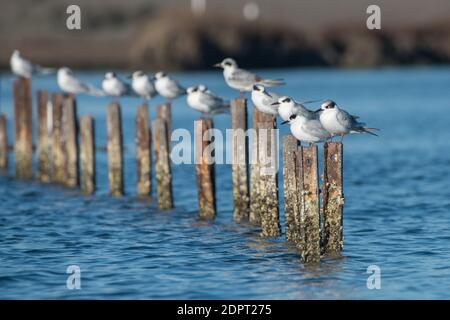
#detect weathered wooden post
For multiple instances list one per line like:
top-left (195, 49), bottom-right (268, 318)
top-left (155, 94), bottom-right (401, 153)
top-left (230, 98), bottom-right (250, 222)
top-left (299, 145), bottom-right (321, 263)
top-left (80, 115), bottom-right (95, 195)
top-left (258, 121), bottom-right (281, 237)
top-left (194, 118), bottom-right (216, 219)
top-left (156, 103), bottom-right (172, 150)
top-left (282, 135), bottom-right (300, 243)
top-left (62, 95), bottom-right (78, 188)
top-left (0, 114), bottom-right (7, 173)
top-left (36, 91), bottom-right (51, 182)
top-left (13, 78), bottom-right (33, 179)
top-left (136, 104), bottom-right (151, 196)
top-left (322, 142), bottom-right (344, 255)
top-left (51, 93), bottom-right (67, 183)
top-left (107, 103), bottom-right (124, 196)
top-left (249, 109), bottom-right (277, 225)
top-left (152, 119), bottom-right (173, 209)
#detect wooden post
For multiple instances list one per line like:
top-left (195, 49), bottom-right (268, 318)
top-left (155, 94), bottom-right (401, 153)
top-left (62, 95), bottom-right (78, 188)
top-left (136, 104), bottom-right (151, 196)
top-left (258, 121), bottom-right (281, 237)
top-left (300, 145), bottom-right (321, 263)
top-left (230, 98), bottom-right (250, 222)
top-left (152, 119), bottom-right (173, 209)
top-left (80, 115), bottom-right (95, 195)
top-left (0, 114), bottom-right (7, 173)
top-left (36, 91), bottom-right (51, 182)
top-left (322, 142), bottom-right (344, 255)
top-left (194, 118), bottom-right (216, 219)
top-left (156, 103), bottom-right (172, 150)
top-left (249, 108), bottom-right (261, 224)
top-left (249, 109), bottom-right (277, 225)
top-left (51, 93), bottom-right (66, 183)
top-left (283, 135), bottom-right (301, 243)
top-left (13, 78), bottom-right (33, 179)
top-left (107, 103), bottom-right (124, 196)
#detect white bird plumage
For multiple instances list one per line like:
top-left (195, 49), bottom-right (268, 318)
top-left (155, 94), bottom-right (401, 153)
top-left (57, 67), bottom-right (104, 96)
top-left (251, 84), bottom-right (279, 115)
top-left (130, 71), bottom-right (157, 102)
top-left (154, 71), bottom-right (186, 101)
top-left (215, 58), bottom-right (284, 95)
top-left (102, 72), bottom-right (133, 99)
top-left (10, 49), bottom-right (55, 78)
top-left (273, 96), bottom-right (315, 121)
top-left (316, 100), bottom-right (379, 140)
top-left (283, 113), bottom-right (331, 144)
top-left (186, 85), bottom-right (229, 116)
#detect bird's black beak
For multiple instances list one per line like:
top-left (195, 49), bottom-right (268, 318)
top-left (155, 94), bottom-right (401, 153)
top-left (264, 91), bottom-right (272, 98)
top-left (271, 101), bottom-right (280, 106)
top-left (213, 63), bottom-right (222, 68)
top-left (313, 109), bottom-right (322, 113)
top-left (281, 120), bottom-right (289, 125)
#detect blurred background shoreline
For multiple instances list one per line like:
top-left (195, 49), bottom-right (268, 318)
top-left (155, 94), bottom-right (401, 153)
top-left (1, 0), bottom-right (450, 71)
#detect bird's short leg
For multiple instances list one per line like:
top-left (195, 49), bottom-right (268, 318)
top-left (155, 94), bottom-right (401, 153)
top-left (340, 134), bottom-right (344, 142)
top-left (239, 91), bottom-right (245, 99)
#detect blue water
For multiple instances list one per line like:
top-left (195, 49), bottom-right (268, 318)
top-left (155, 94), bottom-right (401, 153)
top-left (1, 66), bottom-right (450, 299)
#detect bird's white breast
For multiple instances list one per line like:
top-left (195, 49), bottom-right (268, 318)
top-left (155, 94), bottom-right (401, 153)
top-left (320, 109), bottom-right (346, 136)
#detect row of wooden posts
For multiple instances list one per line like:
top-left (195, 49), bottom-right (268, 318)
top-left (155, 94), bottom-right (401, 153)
top-left (0, 77), bottom-right (344, 263)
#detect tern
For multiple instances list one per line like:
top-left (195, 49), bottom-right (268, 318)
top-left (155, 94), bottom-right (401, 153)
top-left (154, 71), bottom-right (186, 102)
top-left (251, 84), bottom-right (279, 115)
top-left (129, 71), bottom-right (157, 102)
top-left (186, 85), bottom-right (229, 116)
top-left (57, 67), bottom-right (104, 96)
top-left (10, 49), bottom-right (55, 79)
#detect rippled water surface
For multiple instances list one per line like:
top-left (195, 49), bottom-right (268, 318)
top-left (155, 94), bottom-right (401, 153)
top-left (1, 67), bottom-right (450, 299)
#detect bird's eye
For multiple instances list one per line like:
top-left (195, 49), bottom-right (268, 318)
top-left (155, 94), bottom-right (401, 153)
top-left (283, 98), bottom-right (290, 103)
top-left (289, 114), bottom-right (296, 120)
top-left (225, 62), bottom-right (231, 66)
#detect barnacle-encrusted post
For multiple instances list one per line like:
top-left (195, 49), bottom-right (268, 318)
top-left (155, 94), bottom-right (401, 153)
top-left (63, 95), bottom-right (79, 188)
top-left (231, 98), bottom-right (250, 222)
top-left (0, 114), bottom-right (8, 173)
top-left (152, 119), bottom-right (173, 209)
top-left (136, 104), bottom-right (152, 196)
top-left (80, 115), bottom-right (95, 195)
top-left (13, 77), bottom-right (33, 179)
top-left (283, 135), bottom-right (300, 242)
top-left (51, 93), bottom-right (66, 184)
top-left (107, 102), bottom-right (124, 196)
top-left (258, 120), bottom-right (281, 237)
top-left (194, 118), bottom-right (216, 219)
top-left (300, 145), bottom-right (320, 263)
top-left (322, 142), bottom-right (344, 255)
top-left (36, 91), bottom-right (51, 182)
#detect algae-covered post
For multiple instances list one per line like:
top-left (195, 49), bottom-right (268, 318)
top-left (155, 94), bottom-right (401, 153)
top-left (136, 104), bottom-right (152, 196)
top-left (0, 114), bottom-right (7, 172)
top-left (80, 115), bottom-right (95, 195)
top-left (13, 78), bottom-right (33, 179)
top-left (63, 95), bottom-right (79, 188)
top-left (156, 103), bottom-right (172, 151)
top-left (107, 103), bottom-right (124, 196)
top-left (36, 91), bottom-right (51, 182)
top-left (283, 135), bottom-right (300, 242)
top-left (51, 93), bottom-right (66, 184)
top-left (258, 120), bottom-right (281, 237)
top-left (322, 141), bottom-right (344, 255)
top-left (230, 98), bottom-right (250, 222)
top-left (194, 118), bottom-right (216, 220)
top-left (152, 119), bottom-right (173, 209)
top-left (300, 145), bottom-right (321, 263)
